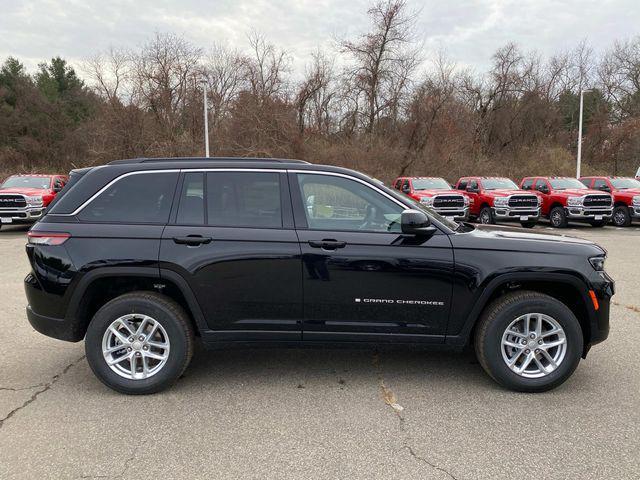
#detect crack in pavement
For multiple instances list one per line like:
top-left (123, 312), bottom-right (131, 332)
top-left (79, 443), bottom-right (139, 479)
top-left (612, 301), bottom-right (640, 314)
top-left (373, 351), bottom-right (460, 480)
top-left (0, 355), bottom-right (85, 430)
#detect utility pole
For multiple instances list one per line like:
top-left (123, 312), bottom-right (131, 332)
top-left (576, 89), bottom-right (593, 178)
top-left (201, 79), bottom-right (210, 157)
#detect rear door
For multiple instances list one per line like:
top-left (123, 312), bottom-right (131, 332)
top-left (159, 169), bottom-right (302, 341)
top-left (290, 171), bottom-right (454, 343)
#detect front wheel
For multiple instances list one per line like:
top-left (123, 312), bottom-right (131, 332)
top-left (474, 291), bottom-right (583, 392)
top-left (85, 291), bottom-right (195, 395)
top-left (611, 206), bottom-right (631, 227)
top-left (549, 206), bottom-right (568, 228)
top-left (479, 207), bottom-right (495, 224)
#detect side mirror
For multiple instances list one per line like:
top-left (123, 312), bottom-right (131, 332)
top-left (466, 185), bottom-right (478, 193)
top-left (53, 184), bottom-right (63, 193)
top-left (538, 185), bottom-right (549, 194)
top-left (402, 185), bottom-right (410, 193)
top-left (401, 209), bottom-right (436, 236)
top-left (599, 185), bottom-right (610, 192)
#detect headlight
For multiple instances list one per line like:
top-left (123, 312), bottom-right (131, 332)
top-left (633, 195), bottom-right (640, 206)
top-left (24, 195), bottom-right (43, 206)
top-left (589, 256), bottom-right (606, 271)
top-left (494, 197), bottom-right (509, 206)
top-left (463, 196), bottom-right (470, 206)
top-left (420, 197), bottom-right (434, 206)
top-left (567, 196), bottom-right (584, 206)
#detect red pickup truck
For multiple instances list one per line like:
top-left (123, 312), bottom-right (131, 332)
top-left (579, 176), bottom-right (640, 227)
top-left (454, 177), bottom-right (540, 227)
top-left (520, 176), bottom-right (613, 228)
top-left (0, 174), bottom-right (68, 228)
top-left (392, 176), bottom-right (469, 220)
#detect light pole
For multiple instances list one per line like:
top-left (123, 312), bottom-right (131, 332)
top-left (200, 78), bottom-right (210, 157)
top-left (576, 88), bottom-right (593, 178)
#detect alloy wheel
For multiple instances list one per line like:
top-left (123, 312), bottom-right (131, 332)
top-left (102, 314), bottom-right (170, 380)
top-left (501, 313), bottom-right (567, 378)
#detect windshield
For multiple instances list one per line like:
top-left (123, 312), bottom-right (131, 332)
top-left (412, 178), bottom-right (451, 190)
top-left (481, 178), bottom-right (518, 190)
top-left (610, 178), bottom-right (640, 189)
top-left (1, 176), bottom-right (51, 190)
top-left (549, 178), bottom-right (587, 190)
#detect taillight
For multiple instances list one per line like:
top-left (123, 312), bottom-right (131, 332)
top-left (27, 231), bottom-right (71, 246)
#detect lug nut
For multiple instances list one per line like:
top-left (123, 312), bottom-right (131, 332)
top-left (538, 339), bottom-right (543, 345)
top-left (138, 335), bottom-right (145, 341)
top-left (135, 352), bottom-right (141, 357)
top-left (127, 347), bottom-right (132, 352)
top-left (128, 337), bottom-right (134, 342)
top-left (529, 333), bottom-right (536, 339)
top-left (521, 339), bottom-right (527, 345)
top-left (524, 349), bottom-right (530, 354)
top-left (535, 349), bottom-right (540, 354)
top-left (143, 345), bottom-right (149, 351)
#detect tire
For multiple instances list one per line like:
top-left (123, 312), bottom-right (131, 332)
top-left (520, 221), bottom-right (536, 228)
top-left (549, 206), bottom-right (568, 228)
top-left (474, 290), bottom-right (583, 393)
top-left (589, 220), bottom-right (607, 228)
top-left (611, 206), bottom-right (631, 227)
top-left (85, 291), bottom-right (195, 395)
top-left (479, 206), bottom-right (495, 224)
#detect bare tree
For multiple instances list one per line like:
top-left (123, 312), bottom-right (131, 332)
top-left (295, 51), bottom-right (336, 134)
top-left (82, 47), bottom-right (131, 102)
top-left (244, 31), bottom-right (290, 100)
top-left (339, 0), bottom-right (420, 133)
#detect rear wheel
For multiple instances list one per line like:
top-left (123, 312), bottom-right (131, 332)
top-left (474, 291), bottom-right (583, 392)
top-left (85, 291), bottom-right (194, 395)
top-left (479, 207), bottom-right (495, 224)
top-left (612, 206), bottom-right (631, 227)
top-left (549, 206), bottom-right (568, 228)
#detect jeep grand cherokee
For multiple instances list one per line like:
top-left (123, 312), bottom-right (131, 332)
top-left (25, 158), bottom-right (614, 394)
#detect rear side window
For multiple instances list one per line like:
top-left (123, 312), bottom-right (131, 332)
top-left (206, 171), bottom-right (282, 228)
top-left (176, 172), bottom-right (205, 225)
top-left (78, 172), bottom-right (177, 224)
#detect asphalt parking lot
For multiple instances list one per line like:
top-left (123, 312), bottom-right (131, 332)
top-left (1, 223), bottom-right (639, 480)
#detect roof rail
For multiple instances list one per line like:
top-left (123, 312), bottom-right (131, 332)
top-left (108, 157), bottom-right (310, 165)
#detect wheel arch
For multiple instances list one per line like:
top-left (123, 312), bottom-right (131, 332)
top-left (66, 267), bottom-right (207, 340)
top-left (450, 273), bottom-right (594, 357)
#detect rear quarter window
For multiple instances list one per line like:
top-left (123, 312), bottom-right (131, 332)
top-left (77, 172), bottom-right (178, 224)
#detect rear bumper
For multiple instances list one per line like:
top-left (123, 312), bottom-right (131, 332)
top-left (492, 207), bottom-right (540, 222)
top-left (0, 206), bottom-right (43, 224)
top-left (26, 305), bottom-right (83, 342)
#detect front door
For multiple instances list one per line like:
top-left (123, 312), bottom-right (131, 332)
top-left (160, 170), bottom-right (302, 341)
top-left (290, 172), bottom-right (454, 343)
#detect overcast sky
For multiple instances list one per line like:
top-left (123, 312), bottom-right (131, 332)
top-left (1, 0), bottom-right (638, 78)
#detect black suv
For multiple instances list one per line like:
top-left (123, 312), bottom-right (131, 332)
top-left (25, 158), bottom-right (614, 394)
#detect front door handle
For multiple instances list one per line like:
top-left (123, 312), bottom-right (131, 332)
top-left (308, 239), bottom-right (346, 250)
top-left (173, 235), bottom-right (212, 246)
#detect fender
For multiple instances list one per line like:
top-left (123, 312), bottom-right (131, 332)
top-left (445, 271), bottom-right (595, 346)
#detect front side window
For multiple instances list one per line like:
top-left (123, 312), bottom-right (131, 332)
top-left (592, 179), bottom-right (609, 190)
top-left (521, 179), bottom-right (534, 190)
top-left (297, 173), bottom-right (403, 233)
top-left (206, 171), bottom-right (282, 228)
top-left (481, 178), bottom-right (518, 190)
top-left (457, 179), bottom-right (468, 190)
top-left (78, 172), bottom-right (177, 224)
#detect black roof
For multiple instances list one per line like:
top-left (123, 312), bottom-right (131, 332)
top-left (108, 157), bottom-right (310, 165)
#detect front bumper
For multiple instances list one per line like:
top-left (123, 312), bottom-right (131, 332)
top-left (492, 207), bottom-right (540, 222)
top-left (0, 206), bottom-right (44, 225)
top-left (586, 270), bottom-right (615, 350)
top-left (434, 206), bottom-right (469, 221)
top-left (565, 206), bottom-right (613, 221)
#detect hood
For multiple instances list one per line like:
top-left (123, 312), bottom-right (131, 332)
top-left (613, 188), bottom-right (640, 197)
top-left (552, 188), bottom-right (603, 196)
top-left (0, 187), bottom-right (51, 195)
top-left (485, 189), bottom-right (534, 197)
top-left (413, 189), bottom-right (465, 197)
top-left (458, 223), bottom-right (605, 256)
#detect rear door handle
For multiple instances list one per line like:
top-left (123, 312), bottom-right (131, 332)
top-left (308, 239), bottom-right (346, 250)
top-left (172, 235), bottom-right (212, 246)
